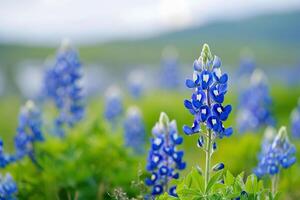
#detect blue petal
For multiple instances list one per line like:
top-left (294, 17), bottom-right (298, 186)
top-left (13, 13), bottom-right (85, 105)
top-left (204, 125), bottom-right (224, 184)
top-left (213, 56), bottom-right (221, 68)
top-left (186, 79), bottom-right (196, 88)
top-left (184, 99), bottom-right (193, 109)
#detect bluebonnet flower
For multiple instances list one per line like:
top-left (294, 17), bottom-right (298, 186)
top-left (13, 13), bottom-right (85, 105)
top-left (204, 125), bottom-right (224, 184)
top-left (14, 101), bottom-right (43, 164)
top-left (160, 46), bottom-right (180, 90)
top-left (43, 41), bottom-right (84, 136)
top-left (127, 70), bottom-right (145, 99)
top-left (237, 57), bottom-right (256, 78)
top-left (0, 173), bottom-right (18, 200)
top-left (123, 106), bottom-right (145, 154)
top-left (254, 126), bottom-right (296, 178)
top-left (291, 98), bottom-right (300, 138)
top-left (236, 69), bottom-right (275, 133)
top-left (0, 140), bottom-right (13, 168)
top-left (183, 44), bottom-right (232, 139)
top-left (145, 112), bottom-right (185, 198)
top-left (182, 44), bottom-right (232, 188)
top-left (104, 85), bottom-right (123, 127)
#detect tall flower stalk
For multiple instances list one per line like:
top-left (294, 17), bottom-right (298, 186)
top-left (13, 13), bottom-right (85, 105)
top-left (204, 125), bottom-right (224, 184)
top-left (43, 41), bottom-right (84, 137)
top-left (236, 69), bottom-right (275, 133)
top-left (14, 100), bottom-right (43, 164)
top-left (145, 112), bottom-right (185, 198)
top-left (290, 98), bottom-right (300, 138)
top-left (254, 126), bottom-right (296, 195)
top-left (183, 44), bottom-right (232, 188)
top-left (123, 106), bottom-right (145, 154)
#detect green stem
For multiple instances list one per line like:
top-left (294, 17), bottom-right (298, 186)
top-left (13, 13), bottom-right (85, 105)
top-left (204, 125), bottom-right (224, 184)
top-left (271, 174), bottom-right (279, 196)
top-left (205, 129), bottom-right (212, 189)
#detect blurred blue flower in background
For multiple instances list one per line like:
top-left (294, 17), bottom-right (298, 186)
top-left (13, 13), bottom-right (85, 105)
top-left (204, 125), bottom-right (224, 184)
top-left (0, 173), bottom-right (17, 200)
top-left (43, 40), bottom-right (84, 137)
top-left (123, 106), bottom-right (145, 154)
top-left (160, 46), bottom-right (180, 90)
top-left (254, 126), bottom-right (296, 178)
top-left (14, 100), bottom-right (43, 164)
top-left (236, 69), bottom-right (275, 133)
top-left (127, 70), bottom-right (145, 99)
top-left (0, 140), bottom-right (13, 168)
top-left (237, 57), bottom-right (256, 78)
top-left (291, 98), bottom-right (300, 138)
top-left (104, 85), bottom-right (123, 128)
top-left (145, 112), bottom-right (185, 198)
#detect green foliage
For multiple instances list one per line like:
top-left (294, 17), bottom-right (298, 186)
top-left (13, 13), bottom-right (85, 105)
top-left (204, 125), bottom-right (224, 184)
top-left (159, 169), bottom-right (269, 200)
top-left (5, 119), bottom-right (142, 199)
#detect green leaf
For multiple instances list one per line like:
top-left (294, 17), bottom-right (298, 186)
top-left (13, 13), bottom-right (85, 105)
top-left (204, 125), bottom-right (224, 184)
top-left (206, 170), bottom-right (223, 194)
top-left (224, 170), bottom-right (235, 186)
top-left (245, 174), bottom-right (258, 193)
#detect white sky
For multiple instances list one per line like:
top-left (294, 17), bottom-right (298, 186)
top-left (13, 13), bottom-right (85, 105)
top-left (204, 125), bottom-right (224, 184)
top-left (0, 0), bottom-right (300, 45)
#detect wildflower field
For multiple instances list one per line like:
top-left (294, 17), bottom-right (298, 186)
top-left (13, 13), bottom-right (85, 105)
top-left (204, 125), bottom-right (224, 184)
top-left (1, 3), bottom-right (300, 199)
top-left (0, 41), bottom-right (299, 200)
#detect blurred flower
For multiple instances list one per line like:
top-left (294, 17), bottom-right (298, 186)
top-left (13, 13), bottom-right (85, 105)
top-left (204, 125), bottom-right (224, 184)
top-left (0, 173), bottom-right (17, 199)
top-left (127, 70), bottom-right (145, 99)
top-left (183, 44), bottom-right (233, 139)
top-left (160, 46), bottom-right (180, 90)
top-left (104, 85), bottom-right (123, 127)
top-left (123, 106), bottom-right (145, 154)
top-left (236, 69), bottom-right (275, 133)
top-left (254, 127), bottom-right (296, 178)
top-left (237, 57), bottom-right (256, 78)
top-left (0, 139), bottom-right (13, 168)
top-left (14, 100), bottom-right (43, 163)
top-left (43, 41), bottom-right (84, 136)
top-left (145, 112), bottom-right (185, 197)
top-left (291, 98), bottom-right (300, 138)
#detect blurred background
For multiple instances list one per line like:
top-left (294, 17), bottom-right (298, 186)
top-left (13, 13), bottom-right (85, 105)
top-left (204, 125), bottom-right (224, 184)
top-left (1, 0), bottom-right (300, 199)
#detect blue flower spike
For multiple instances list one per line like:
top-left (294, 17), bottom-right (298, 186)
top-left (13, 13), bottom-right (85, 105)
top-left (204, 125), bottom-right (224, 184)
top-left (0, 173), bottom-right (18, 199)
top-left (43, 40), bottom-right (84, 137)
top-left (291, 98), bottom-right (300, 138)
top-left (183, 44), bottom-right (232, 189)
top-left (254, 126), bottom-right (296, 194)
top-left (123, 106), bottom-right (146, 154)
top-left (104, 85), bottom-right (123, 129)
top-left (145, 112), bottom-right (185, 198)
top-left (14, 100), bottom-right (43, 164)
top-left (236, 69), bottom-right (275, 133)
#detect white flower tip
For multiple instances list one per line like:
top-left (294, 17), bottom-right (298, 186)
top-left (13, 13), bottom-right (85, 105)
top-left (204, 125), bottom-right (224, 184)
top-left (250, 69), bottom-right (267, 85)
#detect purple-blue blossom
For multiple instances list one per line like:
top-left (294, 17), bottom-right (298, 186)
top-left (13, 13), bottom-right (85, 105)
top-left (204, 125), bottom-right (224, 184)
top-left (123, 106), bottom-right (145, 154)
top-left (145, 112), bottom-right (185, 197)
top-left (291, 98), bottom-right (300, 138)
top-left (236, 69), bottom-right (275, 133)
top-left (43, 41), bottom-right (84, 137)
top-left (14, 101), bottom-right (43, 163)
top-left (0, 173), bottom-right (18, 199)
top-left (104, 85), bottom-right (123, 127)
top-left (254, 126), bottom-right (296, 178)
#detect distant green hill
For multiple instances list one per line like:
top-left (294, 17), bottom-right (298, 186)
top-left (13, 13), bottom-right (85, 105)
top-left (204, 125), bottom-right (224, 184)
top-left (0, 10), bottom-right (299, 70)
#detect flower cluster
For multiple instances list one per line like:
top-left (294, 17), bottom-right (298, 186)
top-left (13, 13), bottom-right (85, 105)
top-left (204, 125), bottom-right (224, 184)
top-left (127, 70), bottom-right (145, 99)
top-left (183, 44), bottom-right (233, 139)
top-left (0, 173), bottom-right (18, 199)
top-left (236, 69), bottom-right (275, 133)
top-left (0, 139), bottom-right (12, 168)
top-left (145, 112), bottom-right (185, 197)
top-left (13, 101), bottom-right (43, 166)
top-left (290, 98), bottom-right (300, 138)
top-left (43, 41), bottom-right (84, 136)
top-left (104, 85), bottom-right (123, 127)
top-left (123, 106), bottom-right (145, 154)
top-left (254, 127), bottom-right (296, 178)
